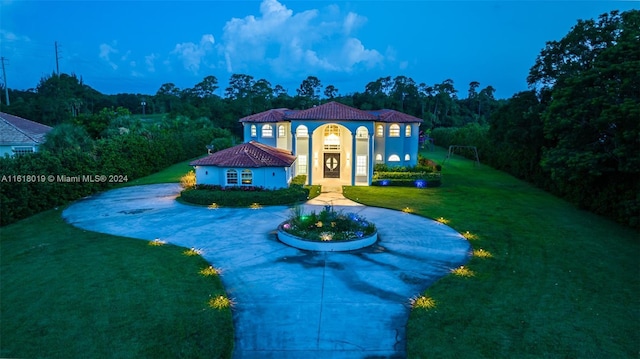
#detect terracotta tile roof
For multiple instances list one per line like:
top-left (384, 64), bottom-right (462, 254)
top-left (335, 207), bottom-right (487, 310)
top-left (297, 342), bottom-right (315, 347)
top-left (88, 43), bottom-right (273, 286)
top-left (287, 101), bottom-right (376, 121)
top-left (239, 102), bottom-right (423, 123)
top-left (373, 109), bottom-right (424, 123)
top-left (0, 112), bottom-right (52, 145)
top-left (190, 141), bottom-right (296, 168)
top-left (239, 108), bottom-right (296, 123)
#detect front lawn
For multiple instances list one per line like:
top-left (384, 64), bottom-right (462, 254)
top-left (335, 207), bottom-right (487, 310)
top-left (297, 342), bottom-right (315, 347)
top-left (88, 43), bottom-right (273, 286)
top-left (0, 163), bottom-right (234, 358)
top-left (344, 146), bottom-right (640, 358)
top-left (121, 157), bottom-right (196, 187)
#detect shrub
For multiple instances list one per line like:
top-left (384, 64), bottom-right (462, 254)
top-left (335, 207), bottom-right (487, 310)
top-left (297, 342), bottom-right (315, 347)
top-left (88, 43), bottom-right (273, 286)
top-left (180, 170), bottom-right (196, 189)
top-left (180, 185), bottom-right (310, 207)
top-left (290, 175), bottom-right (307, 186)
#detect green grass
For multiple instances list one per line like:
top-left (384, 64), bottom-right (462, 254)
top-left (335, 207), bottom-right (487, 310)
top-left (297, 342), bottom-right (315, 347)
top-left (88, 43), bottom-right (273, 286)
top-left (120, 158), bottom-right (196, 187)
top-left (1, 163), bottom-right (233, 358)
top-left (344, 146), bottom-right (640, 358)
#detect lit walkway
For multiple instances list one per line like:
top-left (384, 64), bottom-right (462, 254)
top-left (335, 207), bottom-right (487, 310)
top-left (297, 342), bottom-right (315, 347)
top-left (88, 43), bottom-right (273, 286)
top-left (63, 184), bottom-right (470, 358)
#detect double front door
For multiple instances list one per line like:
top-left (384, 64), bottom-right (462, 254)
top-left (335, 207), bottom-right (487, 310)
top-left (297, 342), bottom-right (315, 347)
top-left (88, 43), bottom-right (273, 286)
top-left (323, 153), bottom-right (340, 178)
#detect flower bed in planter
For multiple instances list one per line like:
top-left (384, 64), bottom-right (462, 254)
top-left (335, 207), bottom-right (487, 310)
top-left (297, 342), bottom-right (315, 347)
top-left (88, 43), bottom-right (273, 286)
top-left (277, 206), bottom-right (377, 252)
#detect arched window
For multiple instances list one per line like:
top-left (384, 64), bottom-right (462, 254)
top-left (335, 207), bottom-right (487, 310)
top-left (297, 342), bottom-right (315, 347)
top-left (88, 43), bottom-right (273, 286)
top-left (376, 125), bottom-right (384, 137)
top-left (389, 124), bottom-right (400, 137)
top-left (375, 154), bottom-right (383, 161)
top-left (226, 169), bottom-right (238, 185)
top-left (250, 125), bottom-right (257, 137)
top-left (296, 125), bottom-right (308, 137)
top-left (278, 125), bottom-right (285, 138)
top-left (323, 124), bottom-right (341, 150)
top-left (262, 124), bottom-right (273, 137)
top-left (356, 126), bottom-right (368, 139)
top-left (241, 169), bottom-right (253, 185)
top-left (405, 125), bottom-right (411, 137)
top-left (388, 154), bottom-right (400, 162)
top-left (405, 154), bottom-right (410, 161)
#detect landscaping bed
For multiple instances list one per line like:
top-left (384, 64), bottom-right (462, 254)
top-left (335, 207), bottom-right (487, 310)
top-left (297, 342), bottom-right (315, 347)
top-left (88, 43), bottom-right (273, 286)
top-left (372, 156), bottom-right (442, 187)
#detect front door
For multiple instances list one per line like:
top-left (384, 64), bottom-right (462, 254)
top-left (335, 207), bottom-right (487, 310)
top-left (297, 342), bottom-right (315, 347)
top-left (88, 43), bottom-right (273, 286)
top-left (323, 153), bottom-right (340, 178)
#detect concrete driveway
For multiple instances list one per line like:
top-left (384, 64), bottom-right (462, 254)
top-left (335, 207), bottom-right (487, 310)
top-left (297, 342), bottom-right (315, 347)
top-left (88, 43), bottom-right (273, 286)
top-left (62, 184), bottom-right (470, 358)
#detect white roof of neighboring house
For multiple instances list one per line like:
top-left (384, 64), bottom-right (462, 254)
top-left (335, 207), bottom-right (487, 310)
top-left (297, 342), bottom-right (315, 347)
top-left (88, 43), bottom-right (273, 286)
top-left (0, 112), bottom-right (52, 146)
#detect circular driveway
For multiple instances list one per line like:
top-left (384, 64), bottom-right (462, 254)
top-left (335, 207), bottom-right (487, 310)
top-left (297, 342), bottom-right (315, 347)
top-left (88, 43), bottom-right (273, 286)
top-left (63, 184), bottom-right (470, 359)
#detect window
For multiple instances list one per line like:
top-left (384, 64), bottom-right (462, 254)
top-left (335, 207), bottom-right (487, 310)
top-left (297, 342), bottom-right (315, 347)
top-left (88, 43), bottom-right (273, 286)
top-left (250, 125), bottom-right (257, 137)
top-left (241, 169), bottom-right (253, 185)
top-left (278, 125), bottom-right (285, 138)
top-left (376, 125), bottom-right (384, 137)
top-left (389, 124), bottom-right (400, 137)
top-left (405, 125), bottom-right (411, 137)
top-left (356, 155), bottom-right (367, 175)
top-left (12, 146), bottom-right (35, 156)
top-left (296, 125), bottom-right (308, 137)
top-left (356, 126), bottom-right (368, 139)
top-left (262, 124), bottom-right (273, 137)
top-left (298, 155), bottom-right (307, 174)
top-left (375, 154), bottom-right (383, 161)
top-left (226, 169), bottom-right (238, 185)
top-left (388, 154), bottom-right (400, 162)
top-left (405, 154), bottom-right (410, 161)
top-left (323, 124), bottom-right (341, 150)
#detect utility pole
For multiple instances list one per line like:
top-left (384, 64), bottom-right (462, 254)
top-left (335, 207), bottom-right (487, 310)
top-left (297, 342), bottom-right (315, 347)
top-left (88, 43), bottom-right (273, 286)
top-left (55, 41), bottom-right (61, 75)
top-left (1, 57), bottom-right (9, 106)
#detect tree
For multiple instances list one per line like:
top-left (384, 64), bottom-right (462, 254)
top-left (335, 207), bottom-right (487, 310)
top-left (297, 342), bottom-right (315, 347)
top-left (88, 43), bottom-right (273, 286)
top-left (155, 83), bottom-right (180, 113)
top-left (390, 76), bottom-right (418, 113)
top-left (225, 74), bottom-right (255, 100)
top-left (193, 75), bottom-right (219, 98)
top-left (35, 73), bottom-right (88, 125)
top-left (296, 76), bottom-right (322, 107)
top-left (40, 123), bottom-right (94, 154)
top-left (223, 74), bottom-right (256, 119)
top-left (433, 79), bottom-right (459, 126)
top-left (324, 85), bottom-right (339, 100)
top-left (529, 9), bottom-right (640, 227)
top-left (488, 90), bottom-right (546, 182)
top-left (251, 79), bottom-right (273, 112)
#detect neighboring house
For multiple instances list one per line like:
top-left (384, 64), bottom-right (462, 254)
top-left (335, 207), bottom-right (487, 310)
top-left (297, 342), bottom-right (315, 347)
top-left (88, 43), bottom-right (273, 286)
top-left (190, 140), bottom-right (296, 189)
top-left (240, 101), bottom-right (423, 186)
top-left (0, 112), bottom-right (52, 157)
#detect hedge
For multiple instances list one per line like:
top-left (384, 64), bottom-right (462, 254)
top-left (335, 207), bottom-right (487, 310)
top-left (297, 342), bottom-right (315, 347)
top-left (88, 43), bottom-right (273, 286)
top-left (179, 185), bottom-right (311, 207)
top-left (1, 127), bottom-right (228, 226)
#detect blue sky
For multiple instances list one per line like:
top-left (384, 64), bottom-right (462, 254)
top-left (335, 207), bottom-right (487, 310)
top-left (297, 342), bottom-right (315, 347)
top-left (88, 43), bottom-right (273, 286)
top-left (1, 0), bottom-right (637, 99)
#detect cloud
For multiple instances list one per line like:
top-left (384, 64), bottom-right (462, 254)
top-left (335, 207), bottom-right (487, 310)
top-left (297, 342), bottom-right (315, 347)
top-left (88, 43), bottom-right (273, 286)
top-left (171, 34), bottom-right (215, 73)
top-left (145, 54), bottom-right (158, 73)
top-left (219, 0), bottom-right (383, 76)
top-left (343, 12), bottom-right (366, 35)
top-left (99, 43), bottom-right (119, 70)
top-left (0, 29), bottom-right (30, 42)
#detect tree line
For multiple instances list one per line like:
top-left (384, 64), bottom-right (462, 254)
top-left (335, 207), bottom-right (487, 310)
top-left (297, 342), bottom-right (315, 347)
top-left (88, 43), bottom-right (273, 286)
top-left (1, 72), bottom-right (500, 138)
top-left (432, 10), bottom-right (639, 229)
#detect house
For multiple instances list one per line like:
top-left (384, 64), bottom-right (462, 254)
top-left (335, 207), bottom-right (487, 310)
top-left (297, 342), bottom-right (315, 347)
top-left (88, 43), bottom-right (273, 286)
top-left (191, 101), bottom-right (423, 188)
top-left (240, 101), bottom-right (423, 186)
top-left (190, 140), bottom-right (296, 189)
top-left (0, 112), bottom-right (52, 157)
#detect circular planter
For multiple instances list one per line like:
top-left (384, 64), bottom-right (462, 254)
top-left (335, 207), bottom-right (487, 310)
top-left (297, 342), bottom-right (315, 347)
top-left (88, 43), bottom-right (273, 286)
top-left (277, 223), bottom-right (377, 252)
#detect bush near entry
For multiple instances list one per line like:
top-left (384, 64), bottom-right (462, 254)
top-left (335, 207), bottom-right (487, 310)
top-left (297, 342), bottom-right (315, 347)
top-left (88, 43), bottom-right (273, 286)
top-left (180, 184), bottom-right (312, 207)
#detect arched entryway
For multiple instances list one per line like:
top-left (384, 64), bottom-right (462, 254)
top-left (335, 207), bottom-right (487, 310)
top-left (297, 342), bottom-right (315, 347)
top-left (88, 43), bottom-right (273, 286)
top-left (311, 123), bottom-right (352, 186)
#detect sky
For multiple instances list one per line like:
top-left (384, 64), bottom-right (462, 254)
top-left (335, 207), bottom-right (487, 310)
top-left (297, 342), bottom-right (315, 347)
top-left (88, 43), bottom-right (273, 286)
top-left (1, 0), bottom-right (638, 99)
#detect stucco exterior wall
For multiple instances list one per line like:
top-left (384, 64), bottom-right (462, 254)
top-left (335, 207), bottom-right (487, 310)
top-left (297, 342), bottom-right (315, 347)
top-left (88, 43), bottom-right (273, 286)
top-left (194, 165), bottom-right (292, 189)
